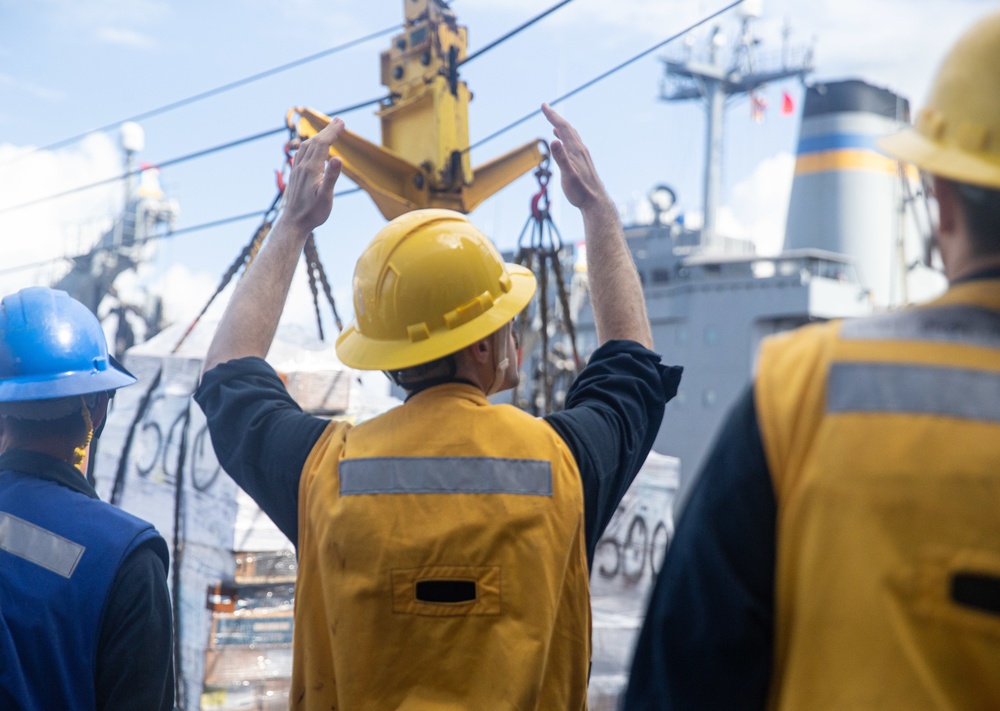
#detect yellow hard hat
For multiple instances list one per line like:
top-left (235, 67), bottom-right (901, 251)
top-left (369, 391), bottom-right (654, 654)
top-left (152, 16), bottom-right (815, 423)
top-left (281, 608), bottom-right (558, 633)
top-left (336, 209), bottom-right (536, 371)
top-left (879, 10), bottom-right (1000, 189)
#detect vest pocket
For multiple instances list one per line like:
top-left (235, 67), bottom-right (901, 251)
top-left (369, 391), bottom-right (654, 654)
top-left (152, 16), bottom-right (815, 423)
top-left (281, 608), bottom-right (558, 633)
top-left (951, 572), bottom-right (1000, 616)
top-left (906, 546), bottom-right (1000, 636)
top-left (392, 565), bottom-right (501, 616)
top-left (415, 579), bottom-right (477, 603)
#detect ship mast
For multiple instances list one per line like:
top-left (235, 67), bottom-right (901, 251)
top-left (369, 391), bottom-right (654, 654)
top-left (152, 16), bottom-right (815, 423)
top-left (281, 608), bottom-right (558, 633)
top-left (660, 0), bottom-right (812, 251)
top-left (54, 122), bottom-right (179, 356)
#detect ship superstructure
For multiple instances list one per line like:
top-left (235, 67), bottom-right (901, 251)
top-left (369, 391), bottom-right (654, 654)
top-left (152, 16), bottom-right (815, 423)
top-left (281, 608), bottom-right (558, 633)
top-left (569, 77), bottom-right (920, 507)
top-left (54, 122), bottom-right (179, 358)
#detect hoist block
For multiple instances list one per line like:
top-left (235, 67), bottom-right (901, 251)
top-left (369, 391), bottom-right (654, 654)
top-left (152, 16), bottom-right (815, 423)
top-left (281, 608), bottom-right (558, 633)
top-left (292, 107), bottom-right (544, 220)
top-left (287, 0), bottom-right (544, 221)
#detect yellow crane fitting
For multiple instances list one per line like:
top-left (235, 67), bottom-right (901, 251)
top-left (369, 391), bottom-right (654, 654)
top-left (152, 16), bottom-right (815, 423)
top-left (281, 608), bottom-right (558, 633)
top-left (288, 0), bottom-right (544, 221)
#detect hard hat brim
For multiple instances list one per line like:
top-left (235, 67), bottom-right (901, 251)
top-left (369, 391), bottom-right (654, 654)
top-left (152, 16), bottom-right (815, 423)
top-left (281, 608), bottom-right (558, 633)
top-left (879, 127), bottom-right (1000, 190)
top-left (0, 364), bottom-right (137, 404)
top-left (336, 263), bottom-right (537, 371)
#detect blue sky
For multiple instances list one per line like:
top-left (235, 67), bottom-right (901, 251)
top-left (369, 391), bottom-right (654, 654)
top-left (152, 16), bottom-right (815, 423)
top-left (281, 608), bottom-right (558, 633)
top-left (0, 0), bottom-right (995, 337)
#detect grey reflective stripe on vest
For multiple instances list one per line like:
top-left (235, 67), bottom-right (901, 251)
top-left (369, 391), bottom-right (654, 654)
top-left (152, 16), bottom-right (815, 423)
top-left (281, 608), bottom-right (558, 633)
top-left (0, 512), bottom-right (85, 578)
top-left (340, 457), bottom-right (553, 496)
top-left (841, 306), bottom-right (1000, 349)
top-left (827, 362), bottom-right (1000, 422)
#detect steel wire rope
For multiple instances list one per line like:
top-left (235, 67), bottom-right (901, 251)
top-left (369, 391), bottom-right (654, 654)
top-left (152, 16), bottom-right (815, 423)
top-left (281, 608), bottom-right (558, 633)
top-left (170, 400), bottom-right (193, 710)
top-left (0, 211), bottom-right (273, 278)
top-left (169, 193), bottom-right (283, 354)
top-left (465, 0), bottom-right (744, 153)
top-left (0, 188), bottom-right (364, 277)
top-left (1, 25), bottom-right (400, 167)
top-left (110, 367), bottom-right (164, 507)
top-left (0, 98), bottom-right (384, 216)
top-left (456, 0), bottom-right (576, 68)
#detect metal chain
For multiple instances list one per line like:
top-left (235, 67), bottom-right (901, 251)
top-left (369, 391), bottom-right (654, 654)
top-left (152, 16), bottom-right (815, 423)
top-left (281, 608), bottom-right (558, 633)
top-left (513, 148), bottom-right (581, 414)
top-left (306, 235), bottom-right (344, 331)
top-left (303, 233), bottom-right (326, 341)
top-left (171, 195), bottom-right (280, 354)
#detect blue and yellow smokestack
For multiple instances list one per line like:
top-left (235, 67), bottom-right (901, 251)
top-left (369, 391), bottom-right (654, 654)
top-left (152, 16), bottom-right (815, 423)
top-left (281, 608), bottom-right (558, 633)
top-left (784, 80), bottom-right (911, 305)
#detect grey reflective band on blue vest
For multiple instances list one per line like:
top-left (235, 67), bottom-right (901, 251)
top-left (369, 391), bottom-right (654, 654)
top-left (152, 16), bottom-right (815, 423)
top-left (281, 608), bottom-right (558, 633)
top-left (827, 362), bottom-right (1000, 422)
top-left (0, 512), bottom-right (85, 578)
top-left (339, 457), bottom-right (553, 496)
top-left (840, 306), bottom-right (1000, 350)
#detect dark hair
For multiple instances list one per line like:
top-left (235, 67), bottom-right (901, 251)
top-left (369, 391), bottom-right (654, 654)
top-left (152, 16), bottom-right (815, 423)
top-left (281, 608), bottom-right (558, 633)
top-left (952, 180), bottom-right (1000, 255)
top-left (2, 410), bottom-right (90, 446)
top-left (387, 355), bottom-right (457, 392)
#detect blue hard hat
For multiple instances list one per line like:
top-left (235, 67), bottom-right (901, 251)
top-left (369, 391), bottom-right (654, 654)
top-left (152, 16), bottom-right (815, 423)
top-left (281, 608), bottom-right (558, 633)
top-left (0, 287), bottom-right (137, 403)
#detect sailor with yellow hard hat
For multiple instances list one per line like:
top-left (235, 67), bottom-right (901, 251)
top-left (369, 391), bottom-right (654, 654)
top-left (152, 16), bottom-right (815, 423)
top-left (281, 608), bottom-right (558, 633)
top-left (625, 10), bottom-right (1000, 711)
top-left (195, 104), bottom-right (681, 710)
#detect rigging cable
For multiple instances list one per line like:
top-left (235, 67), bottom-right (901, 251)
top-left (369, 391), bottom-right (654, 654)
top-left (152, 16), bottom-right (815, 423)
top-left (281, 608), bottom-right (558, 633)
top-left (2, 0), bottom-right (744, 282)
top-left (170, 399), bottom-right (193, 710)
top-left (170, 190), bottom-right (284, 353)
top-left (110, 367), bottom-right (164, 507)
top-left (171, 132), bottom-right (352, 352)
top-left (303, 233), bottom-right (344, 338)
top-left (0, 3), bottom-right (740, 216)
top-left (1, 25), bottom-right (400, 167)
top-left (0, 98), bottom-right (384, 216)
top-left (0, 187), bottom-right (364, 278)
top-left (457, 0), bottom-right (575, 67)
top-left (512, 155), bottom-right (581, 415)
top-left (466, 0), bottom-right (744, 152)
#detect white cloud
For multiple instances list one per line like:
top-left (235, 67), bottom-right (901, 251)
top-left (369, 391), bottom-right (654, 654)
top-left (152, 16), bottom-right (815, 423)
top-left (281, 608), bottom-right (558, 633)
top-left (0, 71), bottom-right (66, 102)
top-left (133, 263), bottom-right (218, 326)
top-left (459, 0), bottom-right (993, 109)
top-left (0, 122), bottom-right (349, 345)
top-left (461, 0), bottom-right (708, 36)
top-left (131, 258), bottom-right (350, 347)
top-left (20, 81), bottom-right (68, 102)
top-left (96, 27), bottom-right (157, 51)
top-left (717, 151), bottom-right (795, 255)
top-left (0, 133), bottom-right (123, 296)
top-left (34, 0), bottom-right (171, 28)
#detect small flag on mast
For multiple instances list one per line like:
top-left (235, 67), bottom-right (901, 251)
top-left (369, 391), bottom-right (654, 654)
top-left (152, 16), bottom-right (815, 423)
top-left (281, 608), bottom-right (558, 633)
top-left (781, 90), bottom-right (795, 116)
top-left (750, 92), bottom-right (767, 123)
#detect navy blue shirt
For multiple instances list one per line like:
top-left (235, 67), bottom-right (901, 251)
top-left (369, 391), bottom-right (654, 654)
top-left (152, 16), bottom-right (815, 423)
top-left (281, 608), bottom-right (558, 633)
top-left (623, 386), bottom-right (775, 710)
top-left (195, 340), bottom-right (681, 564)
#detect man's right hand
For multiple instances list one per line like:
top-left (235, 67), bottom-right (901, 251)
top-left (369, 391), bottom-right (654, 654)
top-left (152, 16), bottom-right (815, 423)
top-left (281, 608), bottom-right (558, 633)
top-left (542, 103), bottom-right (610, 212)
top-left (282, 118), bottom-right (345, 234)
top-left (541, 103), bottom-right (653, 349)
top-left (202, 117), bottom-right (346, 373)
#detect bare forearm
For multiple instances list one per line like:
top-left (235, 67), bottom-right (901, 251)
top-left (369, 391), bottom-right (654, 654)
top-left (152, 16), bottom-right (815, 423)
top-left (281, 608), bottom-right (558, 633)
top-left (540, 103), bottom-right (652, 349)
top-left (583, 198), bottom-right (653, 349)
top-left (203, 219), bottom-right (309, 372)
top-left (202, 118), bottom-right (344, 374)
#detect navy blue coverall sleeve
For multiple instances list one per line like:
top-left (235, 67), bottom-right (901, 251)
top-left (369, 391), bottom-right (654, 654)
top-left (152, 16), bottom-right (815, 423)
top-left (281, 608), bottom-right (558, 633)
top-left (97, 541), bottom-right (174, 711)
top-left (194, 357), bottom-right (329, 546)
top-left (623, 385), bottom-right (776, 711)
top-left (195, 341), bottom-right (681, 559)
top-left (545, 340), bottom-right (681, 562)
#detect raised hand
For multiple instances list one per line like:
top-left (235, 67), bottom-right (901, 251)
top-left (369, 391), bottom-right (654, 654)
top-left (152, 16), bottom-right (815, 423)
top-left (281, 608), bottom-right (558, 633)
top-left (542, 103), bottom-right (609, 211)
top-left (283, 118), bottom-right (345, 233)
top-left (541, 103), bottom-right (652, 349)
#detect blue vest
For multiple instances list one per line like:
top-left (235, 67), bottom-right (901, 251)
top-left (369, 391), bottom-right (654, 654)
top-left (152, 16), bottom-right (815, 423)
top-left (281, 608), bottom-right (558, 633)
top-left (0, 465), bottom-right (166, 711)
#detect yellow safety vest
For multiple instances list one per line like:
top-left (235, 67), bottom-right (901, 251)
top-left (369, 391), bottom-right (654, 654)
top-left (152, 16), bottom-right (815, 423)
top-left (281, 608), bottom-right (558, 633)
top-left (756, 280), bottom-right (1000, 711)
top-left (293, 383), bottom-right (590, 710)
